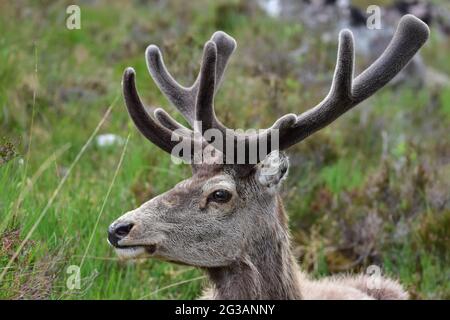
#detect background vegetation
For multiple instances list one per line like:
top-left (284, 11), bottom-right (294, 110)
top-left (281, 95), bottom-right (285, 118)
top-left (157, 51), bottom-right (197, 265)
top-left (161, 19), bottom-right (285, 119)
top-left (0, 0), bottom-right (449, 299)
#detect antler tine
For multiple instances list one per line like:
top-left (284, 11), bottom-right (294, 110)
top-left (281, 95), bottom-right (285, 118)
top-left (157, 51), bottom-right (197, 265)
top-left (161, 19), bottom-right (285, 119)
top-left (195, 41), bottom-right (218, 133)
top-left (276, 29), bottom-right (355, 148)
top-left (277, 14), bottom-right (429, 150)
top-left (145, 31), bottom-right (236, 127)
top-left (123, 67), bottom-right (193, 158)
top-left (145, 45), bottom-right (194, 124)
top-left (329, 30), bottom-right (354, 101)
top-left (210, 31), bottom-right (237, 88)
top-left (154, 108), bottom-right (192, 135)
top-left (352, 15), bottom-right (429, 102)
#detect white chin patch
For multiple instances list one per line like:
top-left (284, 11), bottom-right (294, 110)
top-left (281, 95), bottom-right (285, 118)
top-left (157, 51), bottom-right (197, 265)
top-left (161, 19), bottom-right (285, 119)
top-left (115, 247), bottom-right (146, 260)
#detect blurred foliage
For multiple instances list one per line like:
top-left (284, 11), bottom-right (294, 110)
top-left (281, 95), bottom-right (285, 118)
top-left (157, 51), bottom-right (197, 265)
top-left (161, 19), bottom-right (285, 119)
top-left (0, 0), bottom-right (449, 299)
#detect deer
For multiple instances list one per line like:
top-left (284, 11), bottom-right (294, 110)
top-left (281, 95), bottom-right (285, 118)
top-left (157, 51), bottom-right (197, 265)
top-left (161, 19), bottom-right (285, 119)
top-left (108, 15), bottom-right (429, 300)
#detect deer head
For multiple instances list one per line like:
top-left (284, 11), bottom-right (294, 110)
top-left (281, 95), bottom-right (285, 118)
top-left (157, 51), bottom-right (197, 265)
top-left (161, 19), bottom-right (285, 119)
top-left (108, 15), bottom-right (428, 277)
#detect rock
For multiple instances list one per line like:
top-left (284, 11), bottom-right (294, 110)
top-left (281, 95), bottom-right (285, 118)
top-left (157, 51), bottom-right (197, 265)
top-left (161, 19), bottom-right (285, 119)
top-left (95, 134), bottom-right (125, 148)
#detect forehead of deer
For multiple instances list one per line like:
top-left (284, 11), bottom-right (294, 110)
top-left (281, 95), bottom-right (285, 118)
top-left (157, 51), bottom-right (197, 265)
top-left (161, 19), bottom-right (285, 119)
top-left (201, 175), bottom-right (236, 193)
top-left (174, 173), bottom-right (235, 193)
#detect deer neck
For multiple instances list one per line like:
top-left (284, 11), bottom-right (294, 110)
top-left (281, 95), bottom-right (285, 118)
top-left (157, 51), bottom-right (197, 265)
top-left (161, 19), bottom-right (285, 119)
top-left (205, 196), bottom-right (302, 300)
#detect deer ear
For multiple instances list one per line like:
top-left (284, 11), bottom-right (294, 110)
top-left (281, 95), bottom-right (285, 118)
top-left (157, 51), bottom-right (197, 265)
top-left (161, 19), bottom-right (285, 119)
top-left (255, 151), bottom-right (289, 190)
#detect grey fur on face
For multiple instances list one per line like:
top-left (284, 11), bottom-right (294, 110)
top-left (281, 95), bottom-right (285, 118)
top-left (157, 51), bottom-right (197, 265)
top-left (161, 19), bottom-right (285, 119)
top-left (112, 163), bottom-right (284, 267)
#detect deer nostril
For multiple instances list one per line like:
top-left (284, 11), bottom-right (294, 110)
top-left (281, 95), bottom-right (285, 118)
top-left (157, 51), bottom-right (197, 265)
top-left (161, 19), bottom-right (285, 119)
top-left (108, 222), bottom-right (134, 247)
top-left (115, 223), bottom-right (134, 237)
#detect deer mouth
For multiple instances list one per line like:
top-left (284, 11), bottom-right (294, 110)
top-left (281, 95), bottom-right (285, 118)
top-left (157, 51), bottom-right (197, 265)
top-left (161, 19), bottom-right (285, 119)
top-left (110, 242), bottom-right (158, 260)
top-left (118, 244), bottom-right (156, 253)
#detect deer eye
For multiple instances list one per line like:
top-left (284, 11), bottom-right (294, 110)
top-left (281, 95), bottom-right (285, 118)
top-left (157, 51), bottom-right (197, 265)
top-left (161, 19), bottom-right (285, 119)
top-left (209, 189), bottom-right (232, 203)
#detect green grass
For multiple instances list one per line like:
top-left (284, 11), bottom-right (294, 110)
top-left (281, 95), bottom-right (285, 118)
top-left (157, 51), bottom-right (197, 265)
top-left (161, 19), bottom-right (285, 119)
top-left (1, 0), bottom-right (449, 299)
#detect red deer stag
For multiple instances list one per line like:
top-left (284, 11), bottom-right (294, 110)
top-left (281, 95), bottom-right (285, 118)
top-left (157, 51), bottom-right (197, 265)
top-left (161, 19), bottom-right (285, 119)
top-left (108, 15), bottom-right (429, 299)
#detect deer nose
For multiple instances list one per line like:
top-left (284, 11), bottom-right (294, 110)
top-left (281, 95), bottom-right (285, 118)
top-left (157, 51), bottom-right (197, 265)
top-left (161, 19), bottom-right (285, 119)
top-left (108, 222), bottom-right (134, 247)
